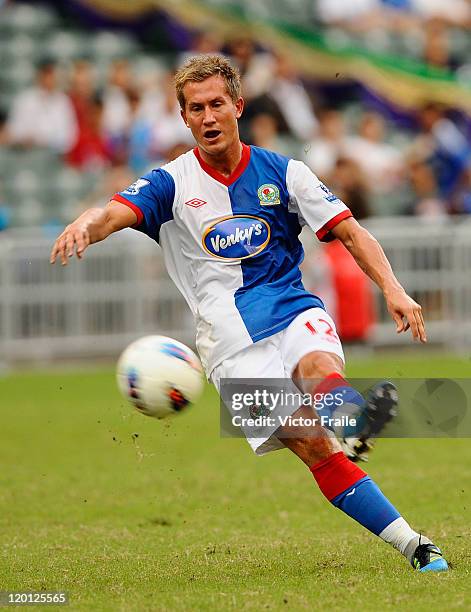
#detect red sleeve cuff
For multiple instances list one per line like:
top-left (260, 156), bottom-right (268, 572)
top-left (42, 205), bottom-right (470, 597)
top-left (113, 193), bottom-right (144, 227)
top-left (316, 210), bottom-right (352, 242)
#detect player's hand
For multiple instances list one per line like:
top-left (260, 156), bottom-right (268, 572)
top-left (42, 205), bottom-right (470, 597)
top-left (50, 221), bottom-right (91, 266)
top-left (50, 203), bottom-right (136, 266)
top-left (385, 288), bottom-right (426, 343)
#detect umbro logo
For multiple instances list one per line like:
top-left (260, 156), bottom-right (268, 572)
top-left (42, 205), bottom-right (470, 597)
top-left (185, 198), bottom-right (206, 208)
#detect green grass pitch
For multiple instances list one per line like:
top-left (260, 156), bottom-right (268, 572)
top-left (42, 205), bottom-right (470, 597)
top-left (1, 353), bottom-right (470, 610)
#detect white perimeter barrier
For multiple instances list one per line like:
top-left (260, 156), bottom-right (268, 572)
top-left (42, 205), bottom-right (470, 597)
top-left (1, 217), bottom-right (471, 363)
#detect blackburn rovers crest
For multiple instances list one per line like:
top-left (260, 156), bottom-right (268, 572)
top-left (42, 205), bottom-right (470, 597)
top-left (258, 184), bottom-right (280, 206)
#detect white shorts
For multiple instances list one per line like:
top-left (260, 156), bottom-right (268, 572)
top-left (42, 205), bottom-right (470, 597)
top-left (211, 307), bottom-right (345, 455)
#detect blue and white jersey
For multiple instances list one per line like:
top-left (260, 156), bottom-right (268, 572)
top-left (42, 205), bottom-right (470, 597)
top-left (114, 144), bottom-right (352, 374)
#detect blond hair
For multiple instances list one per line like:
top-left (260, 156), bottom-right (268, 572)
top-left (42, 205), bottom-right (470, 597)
top-left (174, 54), bottom-right (241, 109)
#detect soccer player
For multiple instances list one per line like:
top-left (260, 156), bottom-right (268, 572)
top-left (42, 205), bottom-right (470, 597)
top-left (50, 55), bottom-right (448, 572)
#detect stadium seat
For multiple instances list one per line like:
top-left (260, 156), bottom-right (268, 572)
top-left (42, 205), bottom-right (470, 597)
top-left (0, 3), bottom-right (58, 36)
top-left (1, 59), bottom-right (35, 92)
top-left (45, 32), bottom-right (87, 61)
top-left (5, 34), bottom-right (36, 61)
top-left (8, 168), bottom-right (40, 198)
top-left (55, 167), bottom-right (86, 196)
top-left (13, 196), bottom-right (43, 226)
top-left (91, 31), bottom-right (138, 59)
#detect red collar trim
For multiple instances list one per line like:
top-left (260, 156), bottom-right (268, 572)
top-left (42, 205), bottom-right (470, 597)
top-left (193, 143), bottom-right (251, 186)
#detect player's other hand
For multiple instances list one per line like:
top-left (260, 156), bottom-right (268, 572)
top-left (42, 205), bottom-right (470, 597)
top-left (50, 220), bottom-right (92, 266)
top-left (385, 288), bottom-right (427, 343)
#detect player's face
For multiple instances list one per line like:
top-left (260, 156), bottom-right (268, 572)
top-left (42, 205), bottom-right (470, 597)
top-left (181, 75), bottom-right (244, 157)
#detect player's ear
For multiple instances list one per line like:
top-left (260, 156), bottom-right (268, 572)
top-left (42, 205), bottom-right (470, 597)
top-left (235, 97), bottom-right (244, 119)
top-left (180, 108), bottom-right (189, 128)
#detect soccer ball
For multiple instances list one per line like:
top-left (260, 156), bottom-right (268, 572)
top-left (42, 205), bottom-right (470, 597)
top-left (116, 335), bottom-right (204, 418)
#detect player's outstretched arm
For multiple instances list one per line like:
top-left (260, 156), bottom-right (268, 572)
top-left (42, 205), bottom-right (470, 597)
top-left (332, 217), bottom-right (427, 343)
top-left (50, 200), bottom-right (137, 266)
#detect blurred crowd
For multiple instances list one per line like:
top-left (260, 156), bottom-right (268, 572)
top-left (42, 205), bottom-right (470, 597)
top-left (1, 9), bottom-right (471, 225)
top-left (315, 0), bottom-right (471, 77)
top-left (315, 0), bottom-right (471, 30)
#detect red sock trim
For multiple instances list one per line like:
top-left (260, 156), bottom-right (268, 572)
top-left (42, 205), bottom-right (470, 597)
top-left (313, 372), bottom-right (349, 396)
top-left (310, 451), bottom-right (367, 501)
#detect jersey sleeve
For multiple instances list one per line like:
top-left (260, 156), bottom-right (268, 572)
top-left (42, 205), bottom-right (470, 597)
top-left (286, 159), bottom-right (352, 242)
top-left (113, 168), bottom-right (175, 242)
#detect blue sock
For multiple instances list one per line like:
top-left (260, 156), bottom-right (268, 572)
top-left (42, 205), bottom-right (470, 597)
top-left (311, 452), bottom-right (417, 558)
top-left (331, 476), bottom-right (401, 535)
